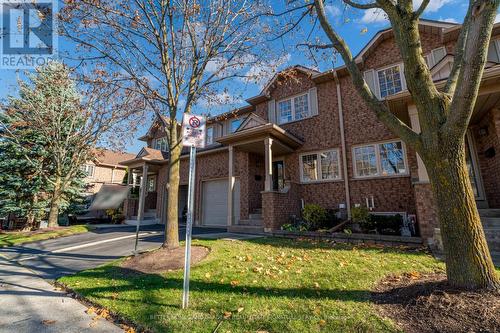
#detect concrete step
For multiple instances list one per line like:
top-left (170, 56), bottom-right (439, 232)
top-left (249, 213), bottom-right (262, 220)
top-left (238, 219), bottom-right (263, 226)
top-left (253, 208), bottom-right (262, 214)
top-left (479, 209), bottom-right (500, 218)
top-left (227, 225), bottom-right (265, 234)
top-left (481, 217), bottom-right (500, 228)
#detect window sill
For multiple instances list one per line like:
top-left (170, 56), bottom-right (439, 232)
top-left (351, 174), bottom-right (410, 181)
top-left (277, 114), bottom-right (318, 126)
top-left (300, 178), bottom-right (343, 184)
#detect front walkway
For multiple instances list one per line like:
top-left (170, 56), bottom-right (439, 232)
top-left (0, 257), bottom-right (122, 333)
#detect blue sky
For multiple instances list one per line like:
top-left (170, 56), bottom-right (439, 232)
top-left (0, 1), bottom-right (485, 154)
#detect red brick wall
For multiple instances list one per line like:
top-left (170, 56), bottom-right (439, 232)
top-left (262, 183), bottom-right (301, 230)
top-left (414, 183), bottom-right (438, 240)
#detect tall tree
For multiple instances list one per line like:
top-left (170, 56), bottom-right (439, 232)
top-left (0, 118), bottom-right (49, 230)
top-left (1, 62), bottom-right (143, 227)
top-left (282, 0), bottom-right (499, 289)
top-left (61, 0), bottom-right (278, 248)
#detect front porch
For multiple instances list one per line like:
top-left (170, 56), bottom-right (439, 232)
top-left (120, 148), bottom-right (169, 226)
top-left (217, 115), bottom-right (304, 233)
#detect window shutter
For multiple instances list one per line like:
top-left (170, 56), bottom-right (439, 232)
top-left (308, 87), bottom-right (319, 116)
top-left (363, 69), bottom-right (378, 99)
top-left (487, 41), bottom-right (500, 63)
top-left (268, 99), bottom-right (276, 123)
top-left (400, 63), bottom-right (407, 91)
top-left (431, 47), bottom-right (446, 66)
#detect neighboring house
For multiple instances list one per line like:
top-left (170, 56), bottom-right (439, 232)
top-left (81, 149), bottom-right (135, 202)
top-left (121, 19), bottom-right (500, 247)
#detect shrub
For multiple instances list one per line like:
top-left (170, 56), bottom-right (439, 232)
top-left (302, 204), bottom-right (327, 230)
top-left (370, 214), bottom-right (403, 235)
top-left (351, 206), bottom-right (375, 231)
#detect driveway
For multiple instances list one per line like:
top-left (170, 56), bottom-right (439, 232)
top-left (0, 224), bottom-right (233, 332)
top-left (0, 224), bottom-right (227, 280)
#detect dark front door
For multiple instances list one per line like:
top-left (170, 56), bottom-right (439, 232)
top-left (272, 160), bottom-right (285, 191)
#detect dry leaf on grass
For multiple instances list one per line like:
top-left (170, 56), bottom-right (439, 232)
top-left (41, 319), bottom-right (56, 325)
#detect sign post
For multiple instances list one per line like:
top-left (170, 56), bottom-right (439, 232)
top-left (181, 114), bottom-right (206, 309)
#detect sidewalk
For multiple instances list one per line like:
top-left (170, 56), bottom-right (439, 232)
top-left (0, 257), bottom-right (123, 333)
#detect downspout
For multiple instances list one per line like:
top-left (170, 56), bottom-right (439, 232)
top-left (334, 72), bottom-right (351, 219)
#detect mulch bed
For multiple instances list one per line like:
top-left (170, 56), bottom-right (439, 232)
top-left (372, 271), bottom-right (500, 333)
top-left (120, 246), bottom-right (210, 274)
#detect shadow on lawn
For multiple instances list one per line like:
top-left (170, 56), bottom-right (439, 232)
top-left (68, 266), bottom-right (371, 307)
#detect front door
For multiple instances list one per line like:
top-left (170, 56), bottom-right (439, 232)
top-left (272, 160), bottom-right (285, 191)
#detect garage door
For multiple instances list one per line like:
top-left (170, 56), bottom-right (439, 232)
top-left (202, 179), bottom-right (240, 226)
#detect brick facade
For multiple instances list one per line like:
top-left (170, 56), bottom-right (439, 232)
top-left (123, 21), bottom-right (500, 239)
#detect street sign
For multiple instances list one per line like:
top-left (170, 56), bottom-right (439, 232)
top-left (182, 114), bottom-right (206, 148)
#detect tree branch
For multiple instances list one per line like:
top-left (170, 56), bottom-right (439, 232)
top-left (342, 0), bottom-right (379, 10)
top-left (314, 0), bottom-right (421, 148)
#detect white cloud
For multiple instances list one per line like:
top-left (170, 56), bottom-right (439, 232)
top-left (439, 17), bottom-right (458, 23)
top-left (360, 8), bottom-right (388, 24)
top-left (198, 91), bottom-right (243, 108)
top-left (413, 0), bottom-right (454, 13)
top-left (495, 13), bottom-right (500, 23)
top-left (325, 4), bottom-right (341, 17)
top-left (360, 1), bottom-right (453, 24)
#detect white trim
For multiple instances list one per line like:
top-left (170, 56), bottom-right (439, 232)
top-left (352, 139), bottom-right (409, 179)
top-left (277, 91), bottom-right (311, 124)
top-left (375, 63), bottom-right (406, 99)
top-left (206, 126), bottom-right (214, 145)
top-left (466, 131), bottom-right (486, 201)
top-left (299, 148), bottom-right (342, 183)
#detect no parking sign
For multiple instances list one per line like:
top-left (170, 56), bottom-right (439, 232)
top-left (182, 114), bottom-right (206, 148)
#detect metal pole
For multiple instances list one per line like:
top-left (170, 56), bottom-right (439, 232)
top-left (182, 145), bottom-right (196, 309)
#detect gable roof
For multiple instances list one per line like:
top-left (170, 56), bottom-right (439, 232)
top-left (354, 19), bottom-right (458, 63)
top-left (93, 149), bottom-right (135, 168)
top-left (136, 147), bottom-right (169, 160)
top-left (138, 113), bottom-right (171, 141)
top-left (235, 113), bottom-right (267, 132)
top-left (246, 65), bottom-right (320, 105)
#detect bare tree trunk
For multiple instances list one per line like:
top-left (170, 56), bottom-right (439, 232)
top-left (163, 143), bottom-right (181, 248)
top-left (426, 143), bottom-right (500, 290)
top-left (47, 180), bottom-right (62, 228)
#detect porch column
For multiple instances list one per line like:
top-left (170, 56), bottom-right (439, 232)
top-left (137, 164), bottom-right (149, 222)
top-left (127, 167), bottom-right (133, 186)
top-left (408, 105), bottom-right (429, 182)
top-left (264, 137), bottom-right (273, 191)
top-left (227, 145), bottom-right (234, 226)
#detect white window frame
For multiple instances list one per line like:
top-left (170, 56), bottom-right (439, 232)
top-left (153, 136), bottom-right (168, 151)
top-left (206, 126), bottom-right (214, 145)
top-left (426, 46), bottom-right (446, 69)
top-left (81, 164), bottom-right (95, 177)
top-left (352, 140), bottom-right (409, 179)
top-left (277, 92), bottom-right (311, 125)
top-left (375, 63), bottom-right (406, 99)
top-left (230, 118), bottom-right (242, 133)
top-left (299, 149), bottom-right (342, 183)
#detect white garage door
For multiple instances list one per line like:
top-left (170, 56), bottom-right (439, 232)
top-left (202, 179), bottom-right (240, 226)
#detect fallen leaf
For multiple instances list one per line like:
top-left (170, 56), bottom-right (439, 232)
top-left (230, 280), bottom-right (240, 287)
top-left (237, 306), bottom-right (244, 313)
top-left (41, 319), bottom-right (56, 325)
top-left (319, 319), bottom-right (326, 327)
top-left (313, 282), bottom-right (320, 289)
top-left (223, 311), bottom-right (232, 319)
top-left (205, 272), bottom-right (211, 278)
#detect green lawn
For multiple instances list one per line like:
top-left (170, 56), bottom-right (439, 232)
top-left (0, 225), bottom-right (90, 247)
top-left (59, 238), bottom-right (444, 332)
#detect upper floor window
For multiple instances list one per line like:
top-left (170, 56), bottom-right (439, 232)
top-left (230, 118), bottom-right (242, 133)
top-left (278, 93), bottom-right (310, 124)
top-left (153, 137), bottom-right (168, 151)
top-left (81, 164), bottom-right (95, 177)
top-left (300, 149), bottom-right (341, 183)
top-left (206, 126), bottom-right (214, 145)
top-left (353, 140), bottom-right (407, 178)
top-left (377, 65), bottom-right (403, 98)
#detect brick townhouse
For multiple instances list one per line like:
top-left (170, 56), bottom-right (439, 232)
top-left (121, 19), bottom-right (500, 245)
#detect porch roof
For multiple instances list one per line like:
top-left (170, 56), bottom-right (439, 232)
top-left (119, 147), bottom-right (169, 168)
top-left (216, 123), bottom-right (304, 151)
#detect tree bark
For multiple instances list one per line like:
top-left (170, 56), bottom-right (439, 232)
top-left (426, 142), bottom-right (500, 290)
top-left (47, 180), bottom-right (62, 228)
top-left (163, 142), bottom-right (181, 248)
